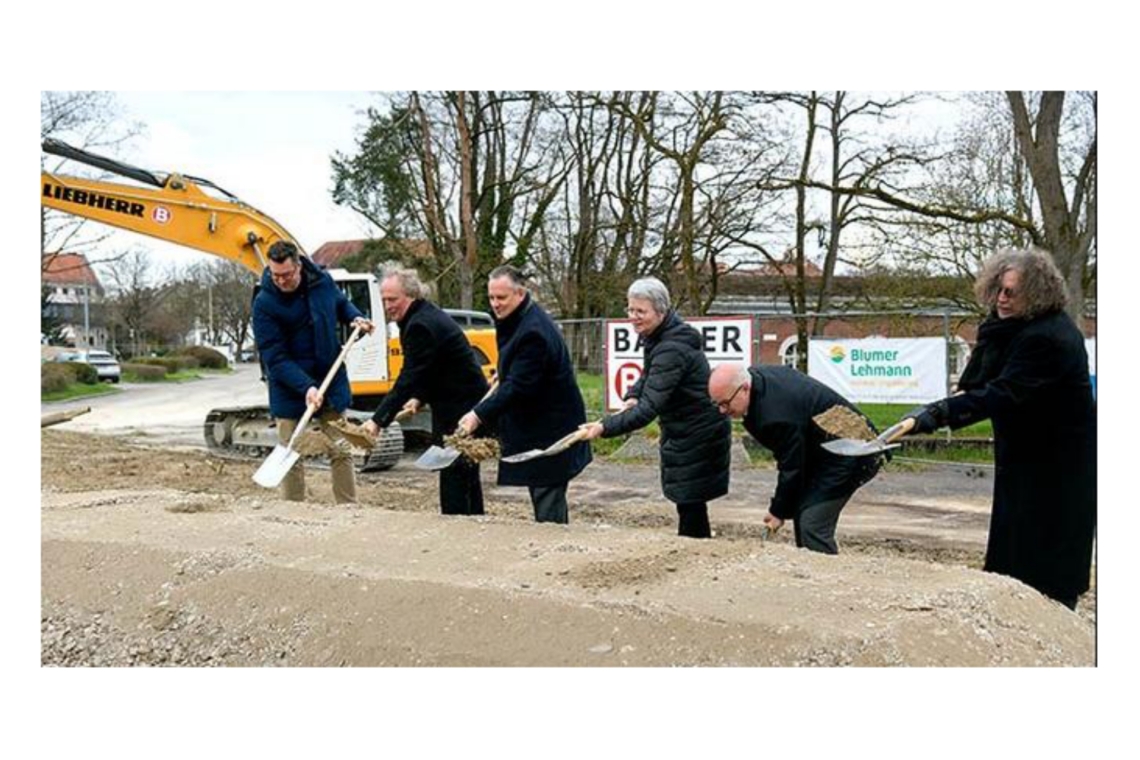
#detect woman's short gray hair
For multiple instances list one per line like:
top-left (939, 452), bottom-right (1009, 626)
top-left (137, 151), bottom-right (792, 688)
top-left (974, 248), bottom-right (1068, 318)
top-left (379, 262), bottom-right (429, 300)
top-left (627, 277), bottom-right (671, 316)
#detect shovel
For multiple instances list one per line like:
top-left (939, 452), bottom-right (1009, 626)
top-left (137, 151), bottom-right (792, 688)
top-left (500, 422), bottom-right (597, 464)
top-left (821, 417), bottom-right (915, 457)
top-left (253, 325), bottom-right (363, 488)
top-left (414, 382), bottom-right (498, 471)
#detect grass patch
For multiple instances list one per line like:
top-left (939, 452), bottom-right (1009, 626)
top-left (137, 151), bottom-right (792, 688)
top-left (858, 403), bottom-right (992, 438)
top-left (122, 369), bottom-right (212, 383)
top-left (41, 382), bottom-right (119, 402)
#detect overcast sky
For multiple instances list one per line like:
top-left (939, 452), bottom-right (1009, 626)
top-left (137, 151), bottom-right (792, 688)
top-left (98, 91), bottom-right (380, 276)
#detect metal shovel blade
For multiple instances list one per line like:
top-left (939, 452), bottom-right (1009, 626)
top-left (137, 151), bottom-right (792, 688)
top-left (821, 438), bottom-right (900, 457)
top-left (500, 448), bottom-right (548, 464)
top-left (821, 417), bottom-right (914, 457)
top-left (501, 429), bottom-right (588, 464)
top-left (253, 445), bottom-right (300, 488)
top-left (414, 445), bottom-right (461, 471)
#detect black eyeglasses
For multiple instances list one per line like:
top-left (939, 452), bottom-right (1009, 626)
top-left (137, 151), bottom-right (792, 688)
top-left (715, 383), bottom-right (745, 411)
top-left (997, 286), bottom-right (1019, 299)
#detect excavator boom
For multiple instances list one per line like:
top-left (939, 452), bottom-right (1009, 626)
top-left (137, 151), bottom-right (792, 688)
top-left (42, 138), bottom-right (299, 276)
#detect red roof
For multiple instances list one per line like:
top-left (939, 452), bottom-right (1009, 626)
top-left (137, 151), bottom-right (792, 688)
top-left (311, 240), bottom-right (367, 268)
top-left (311, 239), bottom-right (436, 269)
top-left (732, 260), bottom-right (823, 278)
top-left (42, 253), bottom-right (102, 288)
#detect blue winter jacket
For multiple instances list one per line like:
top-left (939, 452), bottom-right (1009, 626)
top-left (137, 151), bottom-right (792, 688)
top-left (252, 257), bottom-right (363, 419)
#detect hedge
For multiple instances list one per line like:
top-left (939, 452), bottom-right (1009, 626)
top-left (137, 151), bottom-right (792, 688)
top-left (122, 362), bottom-right (168, 381)
top-left (41, 363), bottom-right (74, 393)
top-left (172, 346), bottom-right (228, 369)
top-left (135, 356), bottom-right (199, 372)
top-left (63, 361), bottom-right (99, 385)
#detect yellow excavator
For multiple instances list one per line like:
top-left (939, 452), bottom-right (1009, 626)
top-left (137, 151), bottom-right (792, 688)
top-left (41, 138), bottom-right (498, 470)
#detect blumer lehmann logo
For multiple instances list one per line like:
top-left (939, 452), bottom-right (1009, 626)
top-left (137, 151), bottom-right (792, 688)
top-left (830, 345), bottom-right (846, 363)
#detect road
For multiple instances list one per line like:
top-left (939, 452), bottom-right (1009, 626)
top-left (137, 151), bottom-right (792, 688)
top-left (42, 365), bottom-right (997, 549)
top-left (41, 363), bottom-right (267, 449)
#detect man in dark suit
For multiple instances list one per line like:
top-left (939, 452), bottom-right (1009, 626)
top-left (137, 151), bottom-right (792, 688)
top-left (708, 362), bottom-right (883, 554)
top-left (362, 265), bottom-right (489, 515)
top-left (457, 265), bottom-right (592, 524)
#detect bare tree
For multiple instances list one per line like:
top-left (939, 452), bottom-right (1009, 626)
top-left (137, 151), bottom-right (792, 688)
top-left (40, 92), bottom-right (142, 271)
top-left (334, 91), bottom-right (557, 308)
top-left (1007, 91), bottom-right (1096, 321)
top-left (781, 91), bottom-right (1096, 321)
top-left (103, 250), bottom-right (173, 357)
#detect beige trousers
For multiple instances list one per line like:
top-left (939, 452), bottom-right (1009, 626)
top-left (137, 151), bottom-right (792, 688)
top-left (275, 410), bottom-right (357, 504)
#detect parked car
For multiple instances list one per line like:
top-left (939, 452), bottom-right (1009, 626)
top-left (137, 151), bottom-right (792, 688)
top-left (55, 349), bottom-right (122, 383)
top-left (443, 308), bottom-right (495, 329)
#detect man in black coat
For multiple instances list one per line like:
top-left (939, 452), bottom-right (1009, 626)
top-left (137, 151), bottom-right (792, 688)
top-left (709, 362), bottom-right (883, 554)
top-left (458, 265), bottom-right (592, 524)
top-left (362, 266), bottom-right (490, 515)
top-left (903, 248), bottom-right (1096, 609)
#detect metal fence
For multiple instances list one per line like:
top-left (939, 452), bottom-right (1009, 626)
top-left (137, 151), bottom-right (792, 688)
top-left (556, 309), bottom-right (979, 391)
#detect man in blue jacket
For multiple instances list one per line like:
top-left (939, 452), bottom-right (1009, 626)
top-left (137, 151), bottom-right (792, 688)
top-left (252, 241), bottom-right (373, 503)
top-left (458, 265), bottom-right (591, 524)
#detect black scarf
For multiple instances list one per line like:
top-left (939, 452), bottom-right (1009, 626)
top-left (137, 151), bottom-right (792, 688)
top-left (958, 311), bottom-right (1032, 391)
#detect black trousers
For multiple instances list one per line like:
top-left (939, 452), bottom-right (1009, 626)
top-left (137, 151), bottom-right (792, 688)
top-left (528, 483), bottom-right (569, 524)
top-left (676, 501), bottom-right (711, 539)
top-left (439, 458), bottom-right (484, 515)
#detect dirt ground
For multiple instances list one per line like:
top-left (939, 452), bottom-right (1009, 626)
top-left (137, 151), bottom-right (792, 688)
top-left (41, 429), bottom-right (1095, 666)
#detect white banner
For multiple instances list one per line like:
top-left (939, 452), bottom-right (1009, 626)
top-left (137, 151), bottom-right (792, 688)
top-left (605, 317), bottom-right (753, 411)
top-left (808, 337), bottom-right (947, 404)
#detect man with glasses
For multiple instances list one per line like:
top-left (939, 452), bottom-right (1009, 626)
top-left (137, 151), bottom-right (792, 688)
top-left (708, 363), bottom-right (884, 554)
top-left (252, 240), bottom-right (373, 504)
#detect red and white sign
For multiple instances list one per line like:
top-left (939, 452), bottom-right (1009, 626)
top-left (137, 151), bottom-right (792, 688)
top-left (604, 316), bottom-right (754, 411)
top-left (152, 206), bottom-right (172, 224)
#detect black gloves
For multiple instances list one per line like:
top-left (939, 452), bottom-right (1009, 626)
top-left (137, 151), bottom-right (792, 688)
top-left (904, 399), bottom-right (949, 435)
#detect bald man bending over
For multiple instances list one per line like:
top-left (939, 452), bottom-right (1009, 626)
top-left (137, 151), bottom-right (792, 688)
top-left (708, 363), bottom-right (885, 554)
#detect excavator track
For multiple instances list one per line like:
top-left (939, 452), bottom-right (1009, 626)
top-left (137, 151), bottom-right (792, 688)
top-left (204, 405), bottom-right (404, 472)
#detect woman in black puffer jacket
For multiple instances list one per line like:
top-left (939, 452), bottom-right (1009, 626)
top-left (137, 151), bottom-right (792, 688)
top-left (581, 277), bottom-right (731, 537)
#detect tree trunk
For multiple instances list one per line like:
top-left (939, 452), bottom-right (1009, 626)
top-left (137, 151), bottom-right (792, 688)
top-left (1007, 91), bottom-right (1095, 323)
top-left (455, 91), bottom-right (477, 308)
top-left (793, 93), bottom-right (818, 370)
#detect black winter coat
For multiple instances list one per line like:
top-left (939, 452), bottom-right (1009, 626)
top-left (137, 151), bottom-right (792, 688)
top-left (742, 365), bottom-right (882, 520)
top-left (602, 312), bottom-right (730, 504)
top-left (370, 299), bottom-right (489, 440)
top-left (944, 310), bottom-right (1096, 602)
top-left (473, 294), bottom-right (592, 487)
top-left (252, 257), bottom-right (363, 419)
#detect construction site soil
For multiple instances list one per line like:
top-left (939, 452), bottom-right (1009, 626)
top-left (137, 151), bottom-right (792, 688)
top-left (41, 428), bottom-right (1095, 666)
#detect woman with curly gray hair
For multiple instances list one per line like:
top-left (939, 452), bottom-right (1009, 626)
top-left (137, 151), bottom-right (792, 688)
top-left (903, 248), bottom-right (1096, 610)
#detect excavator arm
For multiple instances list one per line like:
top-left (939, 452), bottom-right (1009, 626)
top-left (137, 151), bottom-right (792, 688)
top-left (41, 138), bottom-right (300, 275)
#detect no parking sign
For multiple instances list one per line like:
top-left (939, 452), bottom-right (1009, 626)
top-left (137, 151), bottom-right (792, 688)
top-left (604, 317), bottom-right (754, 411)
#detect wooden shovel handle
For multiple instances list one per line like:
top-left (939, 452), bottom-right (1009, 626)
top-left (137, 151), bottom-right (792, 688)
top-left (286, 325), bottom-right (364, 449)
top-left (550, 419), bottom-right (600, 452)
top-left (880, 417), bottom-right (917, 445)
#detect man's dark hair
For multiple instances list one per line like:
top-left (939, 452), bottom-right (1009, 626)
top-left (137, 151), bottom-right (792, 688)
top-left (267, 241), bottom-right (299, 263)
top-left (488, 264), bottom-right (528, 289)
